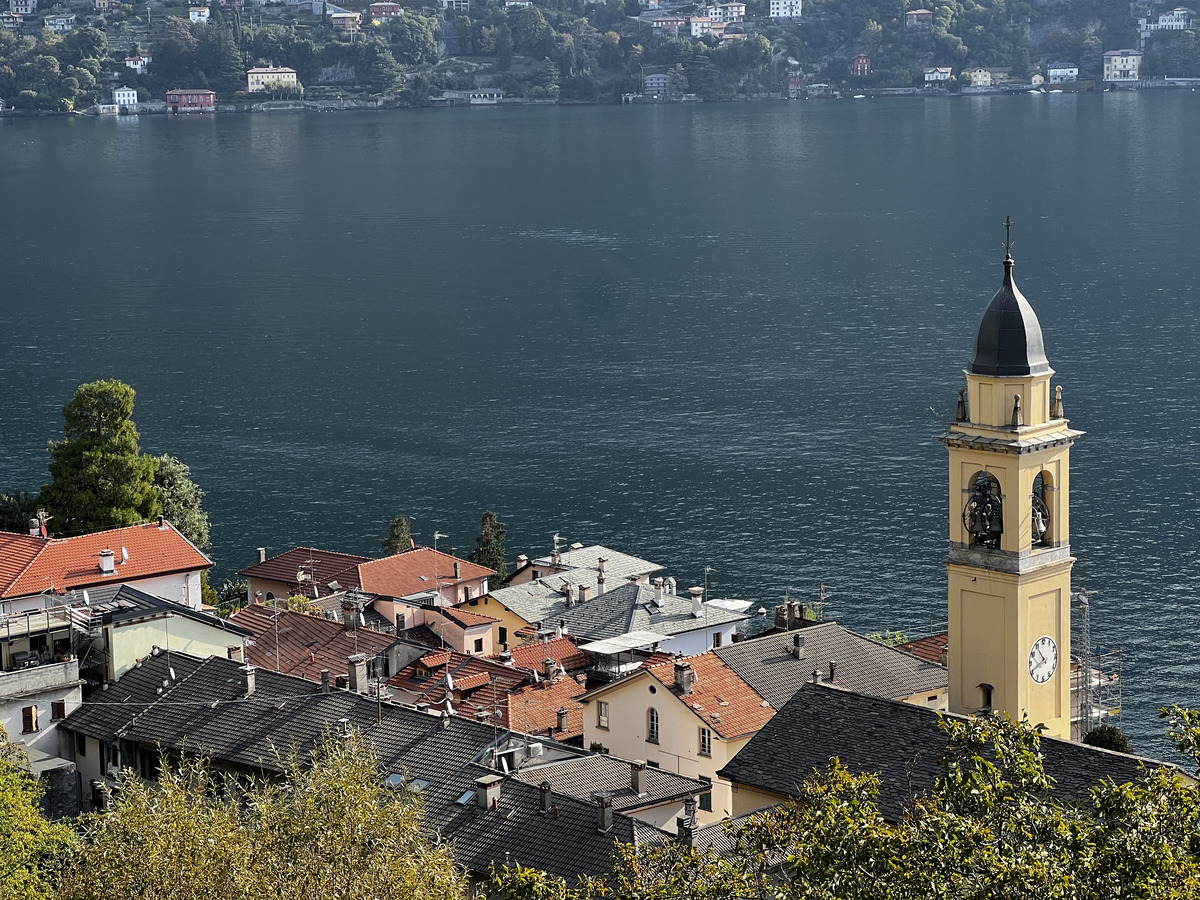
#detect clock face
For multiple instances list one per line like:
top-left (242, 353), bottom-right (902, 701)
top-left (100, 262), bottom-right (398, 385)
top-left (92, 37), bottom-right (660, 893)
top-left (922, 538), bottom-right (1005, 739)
top-left (1028, 635), bottom-right (1058, 685)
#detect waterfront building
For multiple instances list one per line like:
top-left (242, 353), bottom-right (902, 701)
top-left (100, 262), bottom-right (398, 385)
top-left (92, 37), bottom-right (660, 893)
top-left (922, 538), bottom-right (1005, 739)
top-left (689, 15), bottom-right (711, 37)
top-left (166, 89), bottom-right (216, 111)
top-left (0, 9), bottom-right (22, 25)
top-left (924, 66), bottom-right (952, 84)
top-left (1103, 49), bottom-right (1142, 82)
top-left (769, 0), bottom-right (802, 18)
top-left (367, 0), bottom-right (403, 15)
top-left (850, 53), bottom-right (872, 76)
top-left (112, 85), bottom-right (137, 109)
top-left (1047, 62), bottom-right (1078, 83)
top-left (963, 65), bottom-right (991, 86)
top-left (246, 66), bottom-right (298, 92)
top-left (939, 239), bottom-right (1078, 739)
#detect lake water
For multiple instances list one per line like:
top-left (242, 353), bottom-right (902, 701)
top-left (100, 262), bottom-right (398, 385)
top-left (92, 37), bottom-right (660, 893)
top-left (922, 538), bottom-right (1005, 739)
top-left (2, 92), bottom-right (1199, 755)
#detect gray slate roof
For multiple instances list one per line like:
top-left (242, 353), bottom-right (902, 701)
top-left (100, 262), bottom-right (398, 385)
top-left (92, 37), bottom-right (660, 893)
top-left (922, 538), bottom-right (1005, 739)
top-left (532, 545), bottom-right (664, 582)
top-left (718, 683), bottom-right (1165, 823)
top-left (559, 583), bottom-right (749, 642)
top-left (62, 651), bottom-right (667, 878)
top-left (514, 754), bottom-right (707, 812)
top-left (714, 623), bottom-right (947, 709)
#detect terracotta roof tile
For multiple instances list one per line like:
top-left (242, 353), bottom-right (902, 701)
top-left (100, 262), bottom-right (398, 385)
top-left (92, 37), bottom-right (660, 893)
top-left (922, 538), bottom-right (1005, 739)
top-left (229, 603), bottom-right (397, 681)
top-left (441, 607), bottom-right (500, 628)
top-left (508, 637), bottom-right (593, 673)
top-left (645, 653), bottom-right (774, 739)
top-left (895, 632), bottom-right (949, 665)
top-left (1, 521), bottom-right (211, 598)
top-left (237, 547), bottom-right (369, 596)
top-left (389, 651), bottom-right (526, 716)
top-left (358, 549), bottom-right (494, 597)
top-left (506, 676), bottom-right (588, 740)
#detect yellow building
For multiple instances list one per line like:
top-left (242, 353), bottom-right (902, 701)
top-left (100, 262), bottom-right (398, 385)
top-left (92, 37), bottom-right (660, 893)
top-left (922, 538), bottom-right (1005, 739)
top-left (939, 238), bottom-right (1080, 739)
top-left (246, 66), bottom-right (299, 92)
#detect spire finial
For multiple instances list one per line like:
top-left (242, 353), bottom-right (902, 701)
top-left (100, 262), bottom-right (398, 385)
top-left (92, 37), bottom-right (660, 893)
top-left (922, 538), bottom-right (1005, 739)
top-left (1003, 215), bottom-right (1014, 259)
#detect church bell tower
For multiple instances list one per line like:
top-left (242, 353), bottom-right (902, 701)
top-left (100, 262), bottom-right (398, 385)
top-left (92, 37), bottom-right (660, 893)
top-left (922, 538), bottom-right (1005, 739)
top-left (940, 229), bottom-right (1081, 739)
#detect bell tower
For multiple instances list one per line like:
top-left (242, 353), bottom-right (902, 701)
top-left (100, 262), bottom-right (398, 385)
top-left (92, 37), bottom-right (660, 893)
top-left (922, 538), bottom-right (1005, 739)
top-left (939, 228), bottom-right (1081, 739)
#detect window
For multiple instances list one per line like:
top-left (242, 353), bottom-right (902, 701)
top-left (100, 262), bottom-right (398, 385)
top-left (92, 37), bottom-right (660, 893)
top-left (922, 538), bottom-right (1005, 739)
top-left (77, 734), bottom-right (87, 757)
top-left (21, 705), bottom-right (38, 734)
top-left (712, 632), bottom-right (723, 649)
top-left (473, 638), bottom-right (484, 653)
top-left (597, 701), bottom-right (610, 730)
top-left (464, 586), bottom-right (472, 600)
top-left (699, 776), bottom-right (713, 812)
top-left (51, 701), bottom-right (66, 720)
top-left (647, 761), bottom-right (660, 769)
top-left (499, 627), bottom-right (508, 646)
top-left (699, 727), bottom-right (712, 757)
top-left (647, 708), bottom-right (659, 743)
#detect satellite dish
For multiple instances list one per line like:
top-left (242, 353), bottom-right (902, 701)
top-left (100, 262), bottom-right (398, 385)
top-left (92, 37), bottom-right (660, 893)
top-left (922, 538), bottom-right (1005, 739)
top-left (757, 606), bottom-right (767, 616)
top-left (82, 590), bottom-right (91, 606)
top-left (120, 547), bottom-right (129, 563)
top-left (358, 612), bottom-right (366, 627)
top-left (169, 667), bottom-right (176, 681)
top-left (445, 673), bottom-right (455, 691)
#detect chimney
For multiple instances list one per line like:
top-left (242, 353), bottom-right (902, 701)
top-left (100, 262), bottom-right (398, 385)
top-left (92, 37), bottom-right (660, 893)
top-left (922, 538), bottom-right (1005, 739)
top-left (631, 759), bottom-right (647, 795)
top-left (320, 668), bottom-right (331, 693)
top-left (578, 585), bottom-right (592, 604)
top-left (454, 561), bottom-right (461, 580)
top-left (675, 816), bottom-right (696, 847)
top-left (596, 571), bottom-right (606, 595)
top-left (342, 601), bottom-right (357, 630)
top-left (99, 549), bottom-right (116, 575)
top-left (347, 653), bottom-right (368, 694)
top-left (158, 513), bottom-right (165, 528)
top-left (28, 518), bottom-right (39, 537)
top-left (789, 634), bottom-right (806, 659)
top-left (559, 618), bottom-right (568, 636)
top-left (774, 605), bottom-right (787, 630)
top-left (556, 706), bottom-right (568, 733)
top-left (665, 577), bottom-right (677, 595)
top-left (564, 584), bottom-right (576, 608)
top-left (674, 659), bottom-right (693, 694)
top-left (516, 554), bottom-right (529, 569)
top-left (689, 587), bottom-right (704, 619)
top-left (240, 665), bottom-right (256, 697)
top-left (593, 792), bottom-right (614, 833)
top-left (543, 658), bottom-right (556, 681)
top-left (476, 774), bottom-right (502, 810)
top-left (257, 547), bottom-right (267, 563)
top-left (539, 781), bottom-right (553, 813)
top-left (653, 578), bottom-right (664, 606)
top-left (415, 701), bottom-right (431, 713)
top-left (597, 557), bottom-right (608, 572)
top-left (228, 644), bottom-right (244, 663)
top-left (554, 620), bottom-right (563, 640)
top-left (829, 660), bottom-right (838, 683)
top-left (628, 574), bottom-right (640, 584)
top-left (812, 669), bottom-right (820, 684)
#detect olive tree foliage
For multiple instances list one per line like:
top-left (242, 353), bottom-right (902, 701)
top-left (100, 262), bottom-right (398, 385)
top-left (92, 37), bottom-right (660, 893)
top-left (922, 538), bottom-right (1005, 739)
top-left (0, 726), bottom-right (75, 900)
top-left (40, 380), bottom-right (160, 536)
top-left (57, 728), bottom-right (466, 900)
top-left (152, 454), bottom-right (211, 552)
top-left (494, 712), bottom-right (1200, 900)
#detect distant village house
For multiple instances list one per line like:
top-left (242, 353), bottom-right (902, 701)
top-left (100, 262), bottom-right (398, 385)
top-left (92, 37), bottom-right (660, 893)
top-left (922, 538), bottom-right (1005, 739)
top-left (769, 0), bottom-right (802, 18)
top-left (246, 66), bottom-right (298, 92)
top-left (905, 8), bottom-right (932, 29)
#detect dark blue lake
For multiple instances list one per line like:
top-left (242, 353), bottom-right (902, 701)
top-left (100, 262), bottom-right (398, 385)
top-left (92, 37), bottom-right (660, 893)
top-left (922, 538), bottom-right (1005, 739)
top-left (3, 92), bottom-right (1199, 754)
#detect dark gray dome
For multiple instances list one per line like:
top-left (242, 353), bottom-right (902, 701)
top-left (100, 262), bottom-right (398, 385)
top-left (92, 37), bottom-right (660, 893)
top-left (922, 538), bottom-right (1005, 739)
top-left (969, 255), bottom-right (1051, 377)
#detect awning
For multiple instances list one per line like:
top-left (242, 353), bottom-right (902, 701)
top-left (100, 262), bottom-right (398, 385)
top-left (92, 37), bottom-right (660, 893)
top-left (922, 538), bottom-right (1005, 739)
top-left (577, 631), bottom-right (667, 655)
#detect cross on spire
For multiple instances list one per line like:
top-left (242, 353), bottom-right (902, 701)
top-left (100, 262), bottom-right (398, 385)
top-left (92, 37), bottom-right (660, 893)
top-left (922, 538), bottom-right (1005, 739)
top-left (1003, 215), bottom-right (1015, 257)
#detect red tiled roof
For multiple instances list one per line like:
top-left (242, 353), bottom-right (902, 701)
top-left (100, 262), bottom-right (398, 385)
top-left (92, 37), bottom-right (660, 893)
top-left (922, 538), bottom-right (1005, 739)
top-left (357, 548), bottom-right (494, 597)
top-left (229, 603), bottom-right (396, 681)
top-left (1, 521), bottom-right (211, 598)
top-left (441, 607), bottom-right (500, 628)
top-left (507, 675), bottom-right (588, 740)
top-left (237, 547), bottom-right (369, 596)
top-left (508, 636), bottom-right (593, 673)
top-left (895, 632), bottom-right (949, 665)
top-left (645, 653), bottom-right (774, 740)
top-left (389, 650), bottom-right (526, 717)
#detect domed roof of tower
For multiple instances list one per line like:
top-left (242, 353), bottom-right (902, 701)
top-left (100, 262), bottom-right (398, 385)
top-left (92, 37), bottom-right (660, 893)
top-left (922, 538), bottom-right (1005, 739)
top-left (969, 253), bottom-right (1051, 377)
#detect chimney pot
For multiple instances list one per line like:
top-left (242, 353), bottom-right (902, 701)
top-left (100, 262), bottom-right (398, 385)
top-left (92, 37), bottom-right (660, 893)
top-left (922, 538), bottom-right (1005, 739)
top-left (543, 658), bottom-right (556, 681)
top-left (829, 660), bottom-right (838, 682)
top-left (689, 587), bottom-right (704, 618)
top-left (257, 547), bottom-right (267, 563)
top-left (348, 653), bottom-right (368, 694)
top-left (597, 557), bottom-right (608, 573)
top-left (539, 781), bottom-right (552, 812)
top-left (674, 660), bottom-right (693, 694)
top-left (556, 706), bottom-right (568, 733)
top-left (476, 774), bottom-right (502, 810)
top-left (341, 600), bottom-right (357, 630)
top-left (28, 518), bottom-right (39, 537)
top-left (593, 792), bottom-right (614, 833)
top-left (578, 585), bottom-right (592, 604)
top-left (240, 664), bottom-right (256, 697)
top-left (631, 759), bottom-right (647, 795)
top-left (320, 668), bottom-right (331, 692)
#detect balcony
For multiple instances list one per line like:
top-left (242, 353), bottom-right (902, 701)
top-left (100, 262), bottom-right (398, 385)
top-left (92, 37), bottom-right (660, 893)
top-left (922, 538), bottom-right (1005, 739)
top-left (0, 659), bottom-right (80, 698)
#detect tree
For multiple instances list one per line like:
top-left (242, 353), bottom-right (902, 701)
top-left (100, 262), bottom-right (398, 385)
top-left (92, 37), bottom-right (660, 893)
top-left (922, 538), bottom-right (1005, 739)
top-left (382, 516), bottom-right (413, 555)
top-left (0, 726), bottom-right (74, 900)
top-left (0, 491), bottom-right (40, 534)
top-left (152, 455), bottom-right (210, 552)
top-left (40, 380), bottom-right (161, 536)
top-left (57, 728), bottom-right (465, 900)
top-left (1083, 722), bottom-right (1133, 754)
top-left (468, 511), bottom-right (507, 582)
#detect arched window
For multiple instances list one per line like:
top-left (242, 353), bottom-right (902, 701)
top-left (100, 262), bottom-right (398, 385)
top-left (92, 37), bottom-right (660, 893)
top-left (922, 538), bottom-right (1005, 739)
top-left (1032, 472), bottom-right (1052, 547)
top-left (963, 471), bottom-right (1003, 549)
top-left (647, 708), bottom-right (660, 744)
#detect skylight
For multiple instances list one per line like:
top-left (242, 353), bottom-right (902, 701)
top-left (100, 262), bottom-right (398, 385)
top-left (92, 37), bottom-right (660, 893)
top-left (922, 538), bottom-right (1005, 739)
top-left (455, 790), bottom-right (476, 805)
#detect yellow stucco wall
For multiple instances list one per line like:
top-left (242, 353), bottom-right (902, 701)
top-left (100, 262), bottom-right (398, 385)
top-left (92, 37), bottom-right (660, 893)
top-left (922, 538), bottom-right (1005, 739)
top-left (109, 616), bottom-right (244, 681)
top-left (730, 783), bottom-right (788, 817)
